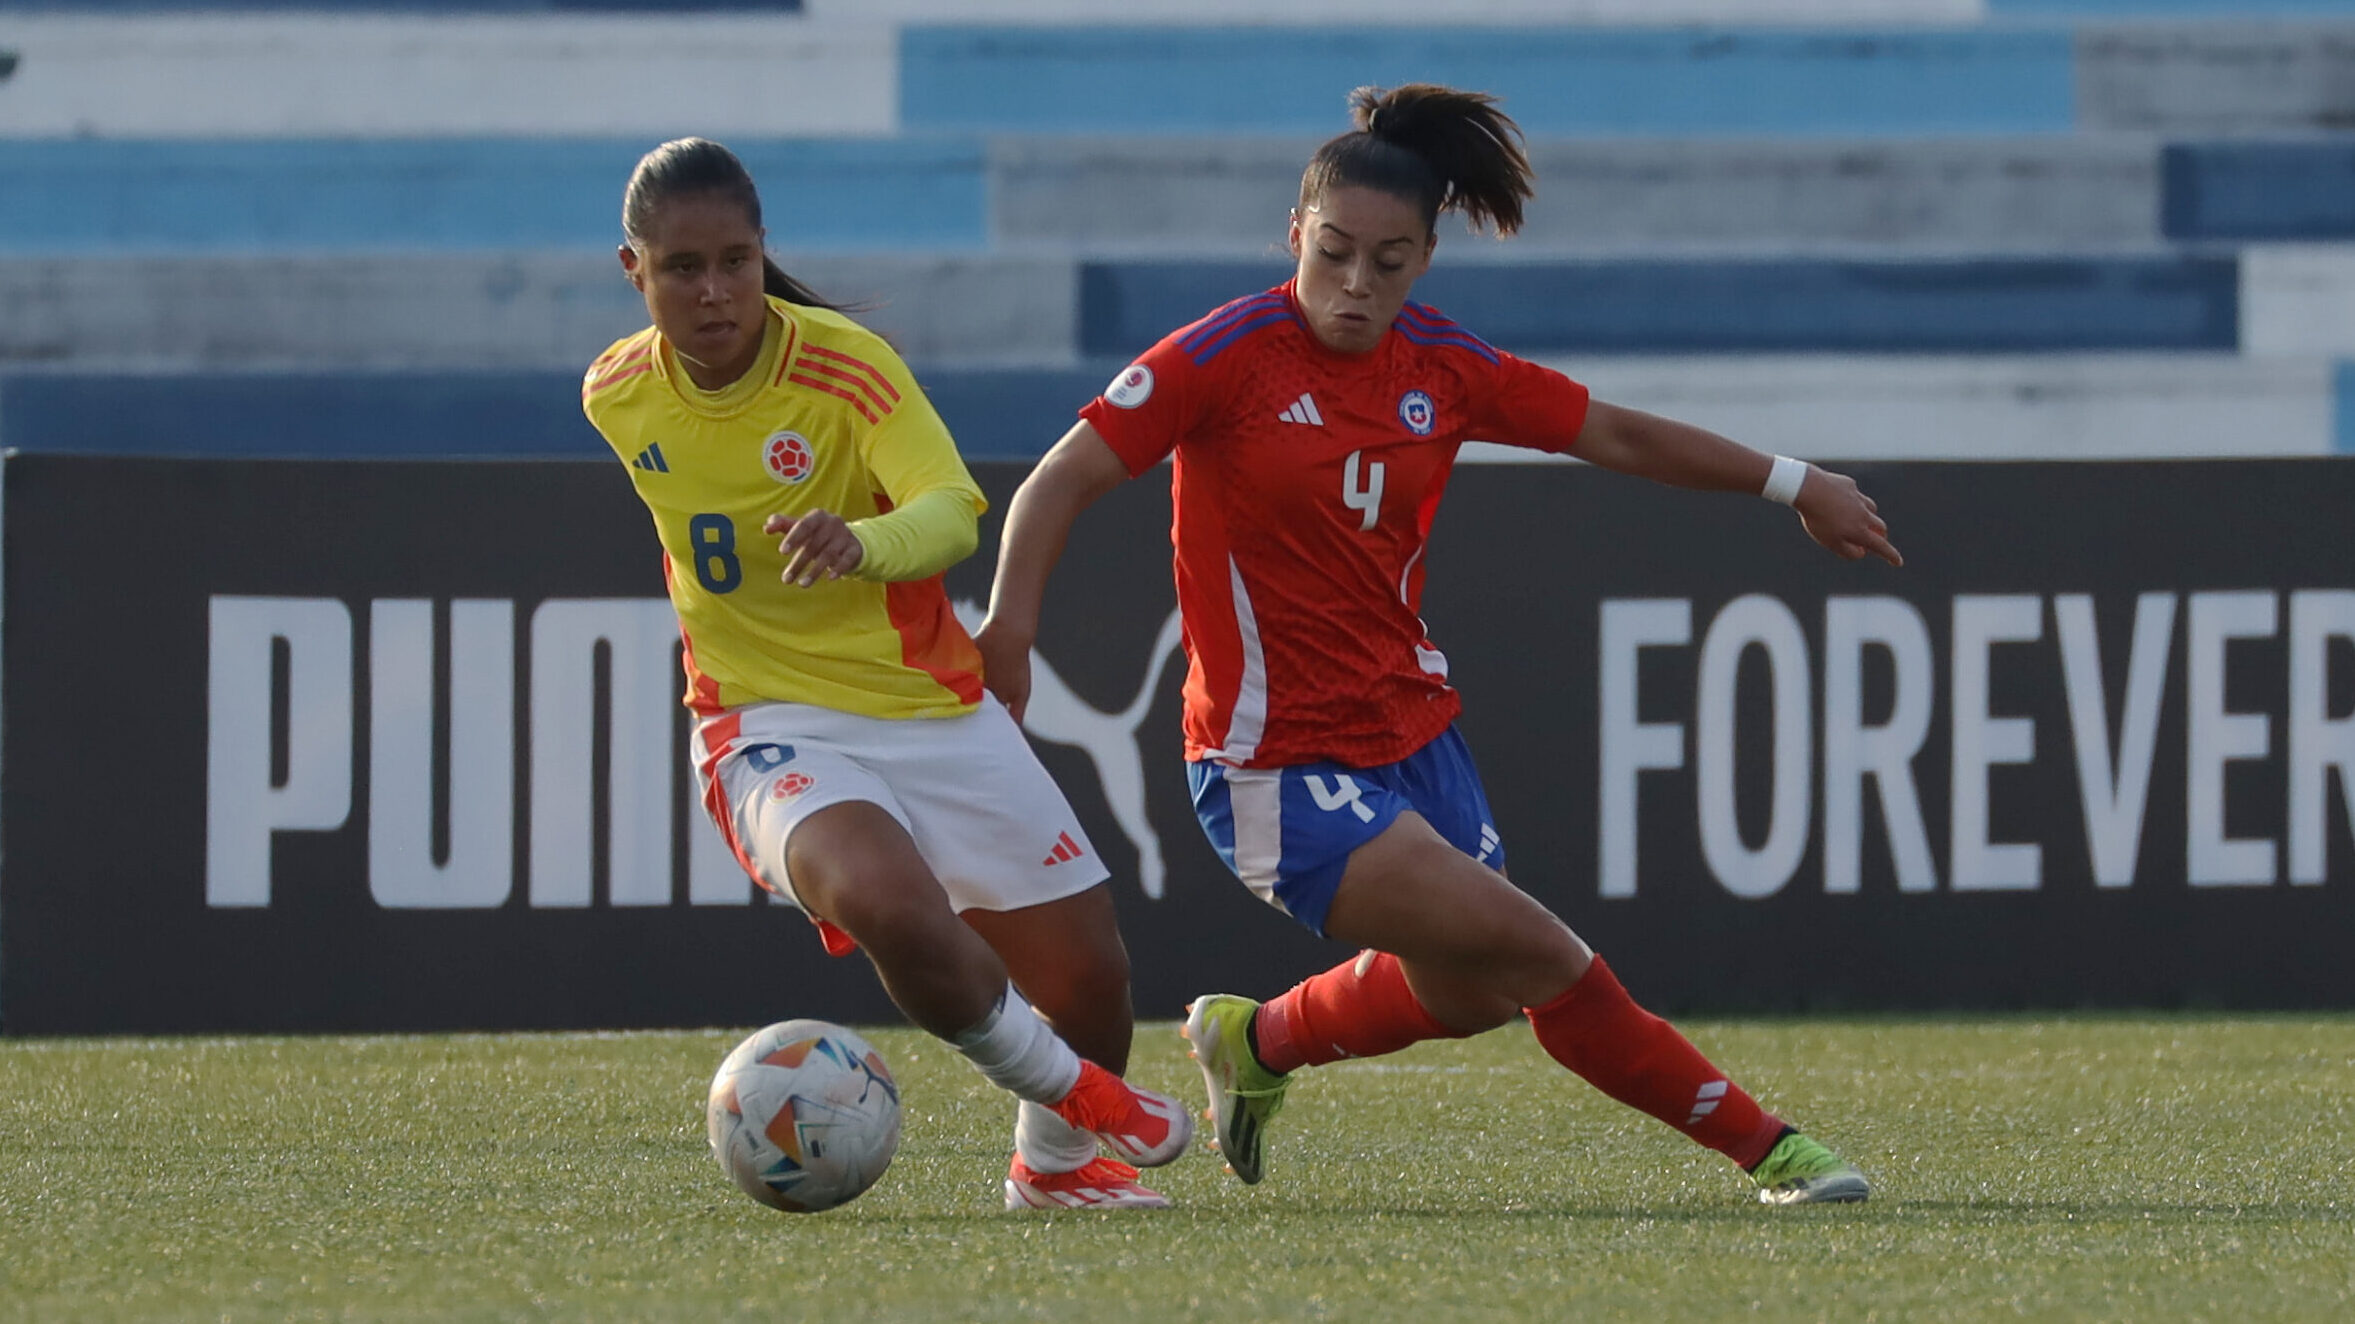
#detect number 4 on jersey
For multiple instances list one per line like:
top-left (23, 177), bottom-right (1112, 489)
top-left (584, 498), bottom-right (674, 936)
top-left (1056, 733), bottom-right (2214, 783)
top-left (1343, 451), bottom-right (1385, 532)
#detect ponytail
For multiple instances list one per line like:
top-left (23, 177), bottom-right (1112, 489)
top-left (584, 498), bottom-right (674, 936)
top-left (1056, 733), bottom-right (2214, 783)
top-left (762, 255), bottom-right (850, 310)
top-left (1299, 84), bottom-right (1533, 237)
top-left (621, 136), bottom-right (857, 313)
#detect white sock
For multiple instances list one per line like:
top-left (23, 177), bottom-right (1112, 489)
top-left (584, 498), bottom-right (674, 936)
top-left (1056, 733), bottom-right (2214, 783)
top-left (1014, 1100), bottom-right (1098, 1174)
top-left (949, 983), bottom-right (1082, 1106)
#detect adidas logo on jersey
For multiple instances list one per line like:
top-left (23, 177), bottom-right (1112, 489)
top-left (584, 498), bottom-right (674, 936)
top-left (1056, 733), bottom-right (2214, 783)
top-left (1276, 393), bottom-right (1324, 426)
top-left (633, 444), bottom-right (670, 473)
top-left (1041, 830), bottom-right (1087, 866)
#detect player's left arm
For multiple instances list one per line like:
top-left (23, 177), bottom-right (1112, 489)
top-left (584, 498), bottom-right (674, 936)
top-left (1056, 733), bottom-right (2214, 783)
top-left (1571, 402), bottom-right (1901, 567)
top-left (766, 487), bottom-right (977, 588)
top-left (1475, 351), bottom-right (1899, 567)
top-left (767, 364), bottom-right (986, 587)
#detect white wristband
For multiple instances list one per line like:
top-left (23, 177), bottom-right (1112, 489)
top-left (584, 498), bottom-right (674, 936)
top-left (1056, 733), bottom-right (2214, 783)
top-left (1761, 455), bottom-right (1808, 506)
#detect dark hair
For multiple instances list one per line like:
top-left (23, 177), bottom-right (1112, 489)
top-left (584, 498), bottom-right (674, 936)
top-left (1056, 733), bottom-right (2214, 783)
top-left (621, 137), bottom-right (852, 312)
top-left (1298, 84), bottom-right (1533, 238)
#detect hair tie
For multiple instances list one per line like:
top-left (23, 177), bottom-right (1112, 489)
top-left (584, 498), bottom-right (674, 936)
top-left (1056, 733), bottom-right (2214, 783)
top-left (1365, 105), bottom-right (1383, 136)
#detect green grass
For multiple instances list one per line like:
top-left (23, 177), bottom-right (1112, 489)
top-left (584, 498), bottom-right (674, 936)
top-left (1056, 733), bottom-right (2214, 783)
top-left (4, 1016), bottom-right (2352, 1322)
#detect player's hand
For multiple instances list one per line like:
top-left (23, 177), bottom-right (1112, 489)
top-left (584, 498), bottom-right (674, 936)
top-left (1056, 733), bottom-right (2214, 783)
top-left (972, 615), bottom-right (1034, 725)
top-left (1794, 466), bottom-right (1902, 567)
top-left (764, 509), bottom-right (866, 587)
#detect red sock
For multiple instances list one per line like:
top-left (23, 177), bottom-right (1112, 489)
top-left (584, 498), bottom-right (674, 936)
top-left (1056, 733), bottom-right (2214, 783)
top-left (1524, 956), bottom-right (1785, 1169)
top-left (1252, 951), bottom-right (1470, 1074)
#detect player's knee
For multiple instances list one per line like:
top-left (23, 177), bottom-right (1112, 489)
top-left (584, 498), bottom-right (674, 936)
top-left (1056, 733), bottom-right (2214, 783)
top-left (1478, 918), bottom-right (1589, 1006)
top-left (793, 856), bottom-right (949, 956)
top-left (786, 816), bottom-right (931, 924)
top-left (839, 886), bottom-right (961, 956)
top-left (1436, 992), bottom-right (1521, 1035)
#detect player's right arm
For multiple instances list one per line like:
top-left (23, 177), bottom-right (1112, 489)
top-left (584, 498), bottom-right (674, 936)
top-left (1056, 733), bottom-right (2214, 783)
top-left (980, 339), bottom-right (1207, 722)
top-left (978, 421), bottom-right (1131, 721)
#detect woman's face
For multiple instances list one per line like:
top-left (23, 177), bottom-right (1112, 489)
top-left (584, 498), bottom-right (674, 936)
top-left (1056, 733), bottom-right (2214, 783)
top-left (1288, 184), bottom-right (1435, 356)
top-left (620, 191), bottom-right (767, 386)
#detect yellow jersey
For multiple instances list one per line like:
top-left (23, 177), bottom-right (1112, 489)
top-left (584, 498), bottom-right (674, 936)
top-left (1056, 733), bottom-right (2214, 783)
top-left (582, 296), bottom-right (988, 719)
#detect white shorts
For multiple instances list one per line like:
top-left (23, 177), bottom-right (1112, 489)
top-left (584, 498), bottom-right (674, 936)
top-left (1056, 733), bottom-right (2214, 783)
top-left (692, 694), bottom-right (1109, 917)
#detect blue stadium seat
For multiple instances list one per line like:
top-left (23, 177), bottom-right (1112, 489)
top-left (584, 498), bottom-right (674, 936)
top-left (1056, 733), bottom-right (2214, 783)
top-left (2164, 142), bottom-right (2355, 241)
top-left (1077, 257), bottom-right (2242, 357)
top-left (0, 139), bottom-right (984, 254)
top-left (902, 26), bottom-right (2076, 137)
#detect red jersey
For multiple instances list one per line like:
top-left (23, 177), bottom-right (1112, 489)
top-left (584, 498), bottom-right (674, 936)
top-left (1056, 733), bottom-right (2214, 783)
top-left (1082, 280), bottom-right (1591, 769)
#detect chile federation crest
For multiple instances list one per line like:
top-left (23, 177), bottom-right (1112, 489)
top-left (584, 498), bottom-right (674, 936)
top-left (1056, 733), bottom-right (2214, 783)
top-left (1398, 390), bottom-right (1436, 437)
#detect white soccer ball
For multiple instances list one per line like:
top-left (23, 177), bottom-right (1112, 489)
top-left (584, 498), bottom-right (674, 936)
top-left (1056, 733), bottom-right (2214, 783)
top-left (706, 1019), bottom-right (903, 1213)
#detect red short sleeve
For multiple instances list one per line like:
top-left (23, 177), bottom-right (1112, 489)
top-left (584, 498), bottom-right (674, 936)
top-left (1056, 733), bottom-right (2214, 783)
top-left (1078, 333), bottom-right (1210, 476)
top-left (1471, 351), bottom-right (1591, 455)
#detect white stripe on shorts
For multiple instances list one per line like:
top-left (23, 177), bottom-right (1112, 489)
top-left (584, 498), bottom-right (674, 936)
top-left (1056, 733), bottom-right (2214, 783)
top-left (1226, 768), bottom-right (1287, 915)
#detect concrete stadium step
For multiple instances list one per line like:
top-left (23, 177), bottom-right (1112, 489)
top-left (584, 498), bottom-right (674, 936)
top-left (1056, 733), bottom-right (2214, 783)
top-left (0, 13), bottom-right (894, 137)
top-left (2079, 21), bottom-right (2355, 134)
top-left (1492, 352), bottom-right (2340, 462)
top-left (2239, 244), bottom-right (2355, 356)
top-left (0, 254), bottom-right (1075, 371)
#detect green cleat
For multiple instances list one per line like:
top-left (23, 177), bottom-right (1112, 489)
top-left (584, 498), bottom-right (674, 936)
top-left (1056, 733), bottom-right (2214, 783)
top-left (1180, 994), bottom-right (1290, 1185)
top-left (1749, 1131), bottom-right (1871, 1206)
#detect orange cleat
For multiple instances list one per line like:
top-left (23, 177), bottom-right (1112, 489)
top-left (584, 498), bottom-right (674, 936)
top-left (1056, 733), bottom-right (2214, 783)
top-left (1003, 1155), bottom-right (1172, 1210)
top-left (1046, 1059), bottom-right (1194, 1167)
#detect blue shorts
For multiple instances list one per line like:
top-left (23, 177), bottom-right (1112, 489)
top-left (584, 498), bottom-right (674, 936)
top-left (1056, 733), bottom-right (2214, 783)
top-left (1187, 726), bottom-right (1506, 937)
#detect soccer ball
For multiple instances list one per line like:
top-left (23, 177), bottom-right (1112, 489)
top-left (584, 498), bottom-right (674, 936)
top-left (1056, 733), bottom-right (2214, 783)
top-left (706, 1019), bottom-right (902, 1213)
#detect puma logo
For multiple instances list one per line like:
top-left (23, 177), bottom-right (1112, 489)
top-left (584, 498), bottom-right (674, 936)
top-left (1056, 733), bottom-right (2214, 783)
top-left (955, 601), bottom-right (1186, 900)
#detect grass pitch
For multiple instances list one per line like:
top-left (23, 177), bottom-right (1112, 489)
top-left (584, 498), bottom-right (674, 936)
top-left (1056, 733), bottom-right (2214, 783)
top-left (4, 1015), bottom-right (2351, 1323)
